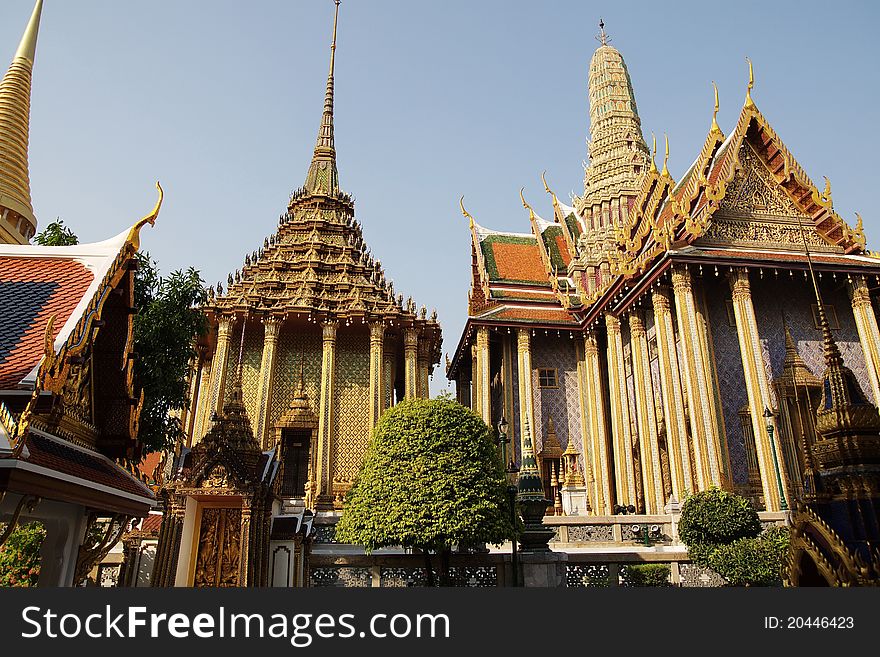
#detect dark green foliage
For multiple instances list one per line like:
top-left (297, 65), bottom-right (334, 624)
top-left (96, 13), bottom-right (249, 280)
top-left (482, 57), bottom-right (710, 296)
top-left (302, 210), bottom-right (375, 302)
top-left (132, 252), bottom-right (208, 455)
top-left (33, 219), bottom-right (78, 246)
top-left (336, 396), bottom-right (513, 558)
top-left (678, 488), bottom-right (789, 586)
top-left (678, 487), bottom-right (762, 547)
top-left (622, 563), bottom-right (671, 587)
top-left (704, 526), bottom-right (790, 587)
top-left (0, 522), bottom-right (46, 587)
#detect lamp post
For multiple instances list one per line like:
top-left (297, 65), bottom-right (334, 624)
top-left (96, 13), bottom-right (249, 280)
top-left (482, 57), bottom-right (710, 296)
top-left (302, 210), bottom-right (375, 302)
top-left (498, 417), bottom-right (519, 586)
top-left (763, 407), bottom-right (789, 511)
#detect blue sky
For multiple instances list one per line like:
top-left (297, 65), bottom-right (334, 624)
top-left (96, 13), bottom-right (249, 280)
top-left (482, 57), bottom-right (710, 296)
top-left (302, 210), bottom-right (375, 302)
top-left (3, 0), bottom-right (878, 396)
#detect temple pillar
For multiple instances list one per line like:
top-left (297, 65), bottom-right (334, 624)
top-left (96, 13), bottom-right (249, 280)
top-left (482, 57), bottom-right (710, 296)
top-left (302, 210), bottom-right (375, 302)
top-left (728, 268), bottom-right (784, 510)
top-left (583, 332), bottom-right (612, 514)
top-left (238, 497), bottom-right (252, 586)
top-left (605, 313), bottom-right (636, 506)
top-left (671, 266), bottom-right (724, 489)
top-left (191, 359), bottom-right (212, 445)
top-left (516, 329), bottom-right (535, 457)
top-left (404, 327), bottom-right (419, 400)
top-left (475, 326), bottom-right (491, 424)
top-left (417, 338), bottom-right (431, 399)
top-left (849, 275), bottom-right (880, 407)
top-left (254, 316), bottom-right (282, 448)
top-left (207, 315), bottom-right (235, 415)
top-left (651, 284), bottom-right (692, 496)
top-left (383, 335), bottom-right (396, 408)
top-left (315, 320), bottom-right (338, 510)
top-left (501, 334), bottom-right (516, 464)
top-left (151, 499), bottom-right (185, 588)
top-left (369, 321), bottom-right (385, 428)
top-left (629, 311), bottom-right (664, 513)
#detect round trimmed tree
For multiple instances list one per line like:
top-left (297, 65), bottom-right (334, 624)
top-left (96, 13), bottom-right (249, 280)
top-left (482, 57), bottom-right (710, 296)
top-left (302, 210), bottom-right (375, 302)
top-left (335, 395), bottom-right (512, 585)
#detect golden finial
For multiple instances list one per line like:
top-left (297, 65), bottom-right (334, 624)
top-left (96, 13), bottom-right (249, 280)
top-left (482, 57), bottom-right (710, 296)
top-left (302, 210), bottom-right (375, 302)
top-left (520, 187), bottom-right (536, 220)
top-left (126, 182), bottom-right (164, 251)
top-left (661, 134), bottom-right (670, 178)
top-left (459, 195), bottom-right (474, 230)
top-left (855, 212), bottom-right (863, 232)
top-left (745, 57), bottom-right (755, 109)
top-left (822, 176), bottom-right (833, 209)
top-left (711, 81), bottom-right (721, 134)
top-left (649, 133), bottom-right (658, 174)
top-left (541, 170), bottom-right (560, 207)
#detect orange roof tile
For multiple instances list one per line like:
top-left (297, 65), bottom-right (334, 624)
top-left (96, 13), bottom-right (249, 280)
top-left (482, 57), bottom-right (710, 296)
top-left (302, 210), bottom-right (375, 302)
top-left (490, 241), bottom-right (548, 283)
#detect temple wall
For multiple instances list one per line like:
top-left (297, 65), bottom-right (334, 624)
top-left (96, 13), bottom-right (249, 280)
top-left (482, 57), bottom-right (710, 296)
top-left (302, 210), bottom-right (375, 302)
top-left (531, 335), bottom-right (582, 455)
top-left (331, 327), bottom-right (370, 484)
top-left (270, 327), bottom-right (322, 430)
top-left (224, 321), bottom-right (265, 423)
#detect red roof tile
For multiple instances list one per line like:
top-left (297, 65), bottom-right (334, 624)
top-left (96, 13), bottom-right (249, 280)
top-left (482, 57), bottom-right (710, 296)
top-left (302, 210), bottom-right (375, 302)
top-left (0, 257), bottom-right (93, 388)
top-left (491, 241), bottom-right (547, 283)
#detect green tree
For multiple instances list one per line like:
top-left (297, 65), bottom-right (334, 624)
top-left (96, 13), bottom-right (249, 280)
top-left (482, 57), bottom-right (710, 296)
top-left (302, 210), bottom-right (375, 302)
top-left (678, 487), bottom-right (761, 546)
top-left (0, 522), bottom-right (46, 587)
top-left (133, 252), bottom-right (208, 455)
top-left (336, 395), bottom-right (513, 586)
top-left (33, 219), bottom-right (78, 246)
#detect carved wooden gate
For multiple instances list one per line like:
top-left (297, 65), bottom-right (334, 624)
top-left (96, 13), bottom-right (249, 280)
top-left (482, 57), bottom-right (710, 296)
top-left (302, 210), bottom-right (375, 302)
top-left (193, 507), bottom-right (242, 587)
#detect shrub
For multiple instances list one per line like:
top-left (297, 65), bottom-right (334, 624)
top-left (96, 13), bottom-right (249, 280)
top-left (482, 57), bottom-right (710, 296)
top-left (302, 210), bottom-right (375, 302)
top-left (678, 487), bottom-right (761, 547)
top-left (0, 522), bottom-right (46, 587)
top-left (707, 526), bottom-right (790, 587)
top-left (622, 563), bottom-right (671, 587)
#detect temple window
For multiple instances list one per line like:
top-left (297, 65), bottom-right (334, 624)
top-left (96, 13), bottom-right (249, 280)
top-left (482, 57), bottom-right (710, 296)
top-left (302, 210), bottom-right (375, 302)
top-left (537, 368), bottom-right (558, 388)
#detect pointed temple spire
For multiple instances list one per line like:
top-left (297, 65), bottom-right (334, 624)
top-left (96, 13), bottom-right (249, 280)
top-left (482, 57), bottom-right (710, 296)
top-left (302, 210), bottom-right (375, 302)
top-left (0, 0), bottom-right (43, 244)
top-left (582, 24), bottom-right (650, 210)
top-left (304, 0), bottom-right (341, 197)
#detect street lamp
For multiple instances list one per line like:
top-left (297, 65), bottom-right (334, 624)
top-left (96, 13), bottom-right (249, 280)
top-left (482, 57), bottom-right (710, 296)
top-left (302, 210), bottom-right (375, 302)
top-left (763, 407), bottom-right (789, 511)
top-left (498, 418), bottom-right (519, 587)
top-left (497, 416), bottom-right (510, 467)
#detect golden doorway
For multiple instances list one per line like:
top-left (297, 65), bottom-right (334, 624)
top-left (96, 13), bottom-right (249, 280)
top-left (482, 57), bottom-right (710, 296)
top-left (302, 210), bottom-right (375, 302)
top-left (193, 506), bottom-right (241, 587)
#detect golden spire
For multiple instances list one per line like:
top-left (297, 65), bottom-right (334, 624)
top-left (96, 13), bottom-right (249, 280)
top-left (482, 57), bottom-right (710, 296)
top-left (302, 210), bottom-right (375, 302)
top-left (711, 81), bottom-right (721, 134)
top-left (660, 134), bottom-right (670, 178)
top-left (304, 0), bottom-right (341, 197)
top-left (649, 133), bottom-right (658, 174)
top-left (0, 0), bottom-right (43, 244)
top-left (597, 18), bottom-right (609, 46)
top-left (745, 57), bottom-right (755, 109)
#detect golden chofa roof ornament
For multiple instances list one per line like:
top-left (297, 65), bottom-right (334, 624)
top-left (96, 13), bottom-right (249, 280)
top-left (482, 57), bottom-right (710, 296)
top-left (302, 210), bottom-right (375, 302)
top-left (745, 57), bottom-right (756, 109)
top-left (0, 0), bottom-right (43, 244)
top-left (711, 81), bottom-right (721, 135)
top-left (660, 134), bottom-right (670, 178)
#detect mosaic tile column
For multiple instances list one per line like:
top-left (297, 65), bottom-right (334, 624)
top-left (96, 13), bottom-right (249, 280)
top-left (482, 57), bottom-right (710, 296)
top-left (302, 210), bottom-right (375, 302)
top-left (191, 360), bottom-right (212, 445)
top-left (728, 268), bottom-right (783, 511)
top-left (502, 335), bottom-right (517, 460)
top-left (517, 329), bottom-right (535, 458)
top-left (404, 327), bottom-right (419, 400)
top-left (315, 320), bottom-right (338, 510)
top-left (475, 326), bottom-right (491, 425)
top-left (417, 339), bottom-right (431, 399)
top-left (629, 311), bottom-right (665, 513)
top-left (383, 335), bottom-right (396, 409)
top-left (583, 332), bottom-right (612, 514)
top-left (850, 275), bottom-right (880, 407)
top-left (671, 266), bottom-right (724, 490)
top-left (605, 313), bottom-right (637, 506)
top-left (207, 314), bottom-right (235, 415)
top-left (368, 321), bottom-right (385, 428)
top-left (651, 284), bottom-right (692, 496)
top-left (254, 316), bottom-right (281, 448)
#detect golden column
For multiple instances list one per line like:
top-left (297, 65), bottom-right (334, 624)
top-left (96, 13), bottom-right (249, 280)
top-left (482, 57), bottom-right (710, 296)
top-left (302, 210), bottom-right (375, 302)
top-left (651, 284), bottom-right (692, 496)
top-left (517, 329), bottom-right (536, 453)
top-left (191, 360), bottom-right (212, 444)
top-left (417, 339), bottom-right (431, 399)
top-left (404, 327), bottom-right (419, 400)
top-left (583, 332), bottom-right (613, 514)
top-left (254, 316), bottom-right (282, 448)
top-left (605, 313), bottom-right (637, 505)
top-left (849, 275), bottom-right (880, 407)
top-left (475, 326), bottom-right (492, 424)
top-left (728, 268), bottom-right (784, 510)
top-left (383, 334), bottom-right (396, 408)
top-left (315, 319), bottom-right (338, 509)
top-left (671, 266), bottom-right (724, 489)
top-left (368, 321), bottom-right (385, 428)
top-left (207, 314), bottom-right (235, 415)
top-left (628, 311), bottom-right (665, 513)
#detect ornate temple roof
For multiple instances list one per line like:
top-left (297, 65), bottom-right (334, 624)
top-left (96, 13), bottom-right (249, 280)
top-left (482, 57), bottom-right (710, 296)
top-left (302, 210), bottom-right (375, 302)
top-left (204, 2), bottom-right (440, 350)
top-left (0, 0), bottom-right (42, 244)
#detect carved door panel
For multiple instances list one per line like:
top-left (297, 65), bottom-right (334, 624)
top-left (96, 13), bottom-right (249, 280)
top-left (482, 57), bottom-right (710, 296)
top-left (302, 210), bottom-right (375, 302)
top-left (194, 507), bottom-right (242, 587)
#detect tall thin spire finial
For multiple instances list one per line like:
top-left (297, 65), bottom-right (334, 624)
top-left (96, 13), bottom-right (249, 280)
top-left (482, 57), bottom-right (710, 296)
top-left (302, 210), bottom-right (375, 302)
top-left (649, 133), bottom-right (658, 174)
top-left (596, 18), bottom-right (609, 46)
top-left (0, 0), bottom-right (43, 243)
top-left (661, 134), bottom-right (670, 178)
top-left (303, 1), bottom-right (342, 197)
